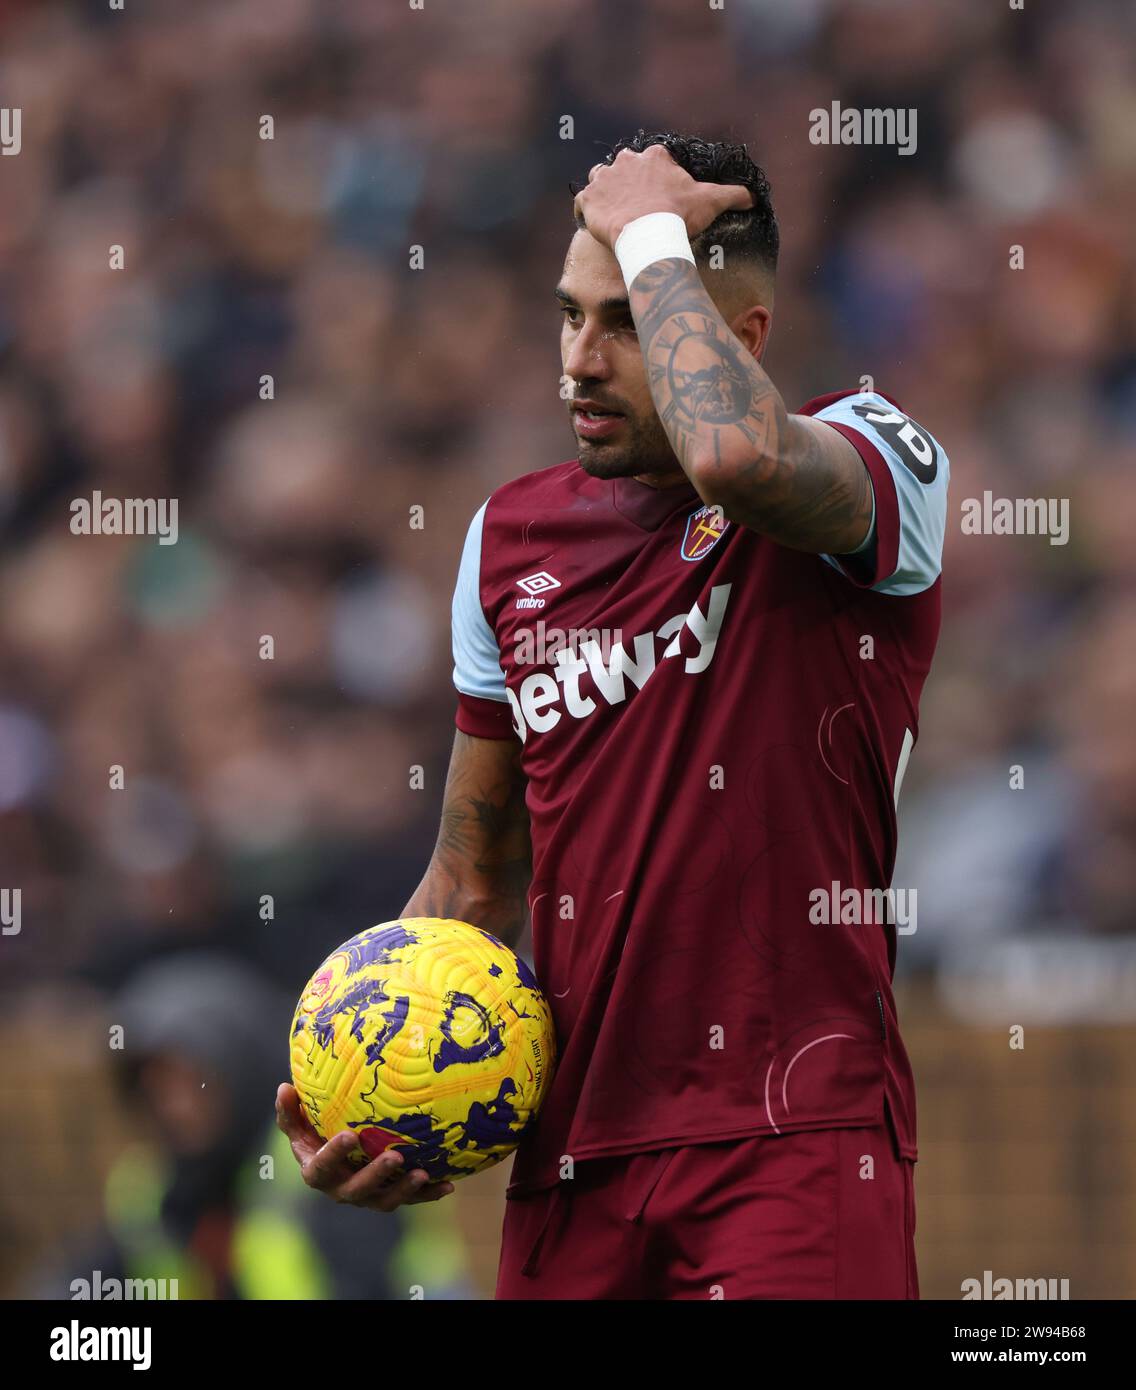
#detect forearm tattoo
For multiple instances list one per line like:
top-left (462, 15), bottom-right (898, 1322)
top-left (406, 734), bottom-right (532, 945)
top-left (628, 259), bottom-right (872, 553)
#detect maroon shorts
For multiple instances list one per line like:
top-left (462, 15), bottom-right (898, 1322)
top-left (496, 1122), bottom-right (918, 1300)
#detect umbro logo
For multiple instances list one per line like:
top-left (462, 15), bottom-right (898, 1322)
top-left (518, 571), bottom-right (561, 595)
top-left (515, 570), bottom-right (561, 610)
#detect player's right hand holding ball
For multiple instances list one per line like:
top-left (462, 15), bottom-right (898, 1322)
top-left (275, 1083), bottom-right (455, 1211)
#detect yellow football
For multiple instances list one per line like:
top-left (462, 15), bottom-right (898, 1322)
top-left (290, 918), bottom-right (555, 1181)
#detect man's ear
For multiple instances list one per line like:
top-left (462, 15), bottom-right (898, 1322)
top-left (731, 302), bottom-right (773, 362)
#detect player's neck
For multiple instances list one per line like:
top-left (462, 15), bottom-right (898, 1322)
top-left (632, 468), bottom-right (691, 490)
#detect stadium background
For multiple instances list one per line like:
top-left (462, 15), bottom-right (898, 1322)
top-left (1, 0), bottom-right (1134, 1299)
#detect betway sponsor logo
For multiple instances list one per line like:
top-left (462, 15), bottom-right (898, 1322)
top-left (506, 584), bottom-right (731, 743)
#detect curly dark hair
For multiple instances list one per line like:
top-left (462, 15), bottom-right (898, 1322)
top-left (572, 129), bottom-right (779, 275)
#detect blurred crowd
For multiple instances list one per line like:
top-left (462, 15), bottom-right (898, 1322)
top-left (0, 0), bottom-right (1134, 1296)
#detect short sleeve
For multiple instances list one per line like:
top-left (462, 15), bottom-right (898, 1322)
top-left (452, 501), bottom-right (515, 739)
top-left (811, 391), bottom-right (949, 596)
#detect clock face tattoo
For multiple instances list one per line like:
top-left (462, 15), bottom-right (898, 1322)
top-left (666, 325), bottom-right (754, 429)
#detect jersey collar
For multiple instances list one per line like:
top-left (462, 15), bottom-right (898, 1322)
top-left (610, 473), bottom-right (700, 531)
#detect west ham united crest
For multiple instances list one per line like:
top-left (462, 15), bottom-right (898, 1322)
top-left (680, 504), bottom-right (730, 561)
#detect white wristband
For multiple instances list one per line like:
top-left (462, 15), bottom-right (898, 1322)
top-left (613, 211), bottom-right (695, 289)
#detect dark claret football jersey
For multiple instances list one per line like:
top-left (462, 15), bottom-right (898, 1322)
top-left (450, 390), bottom-right (949, 1197)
